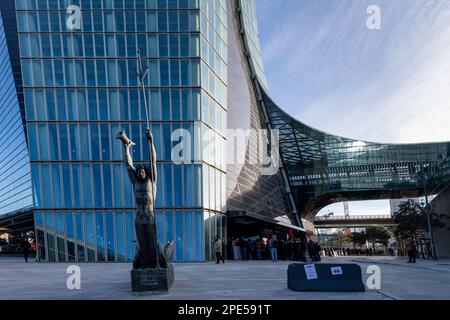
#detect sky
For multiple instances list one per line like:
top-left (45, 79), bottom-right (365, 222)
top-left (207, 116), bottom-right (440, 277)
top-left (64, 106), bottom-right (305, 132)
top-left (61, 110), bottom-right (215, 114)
top-left (256, 0), bottom-right (450, 216)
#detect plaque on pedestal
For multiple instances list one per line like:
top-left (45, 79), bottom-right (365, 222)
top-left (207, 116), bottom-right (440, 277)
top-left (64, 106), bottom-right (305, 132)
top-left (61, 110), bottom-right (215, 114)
top-left (131, 264), bottom-right (175, 294)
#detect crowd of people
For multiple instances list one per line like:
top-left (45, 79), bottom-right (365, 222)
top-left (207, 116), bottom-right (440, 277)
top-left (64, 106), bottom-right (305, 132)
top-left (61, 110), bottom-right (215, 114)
top-left (217, 236), bottom-right (324, 263)
top-left (214, 235), bottom-right (422, 265)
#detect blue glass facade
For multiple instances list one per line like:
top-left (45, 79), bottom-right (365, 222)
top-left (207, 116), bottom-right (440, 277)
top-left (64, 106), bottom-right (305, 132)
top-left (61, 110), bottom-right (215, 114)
top-left (8, 0), bottom-right (228, 262)
top-left (238, 0), bottom-right (268, 91)
top-left (0, 12), bottom-right (33, 217)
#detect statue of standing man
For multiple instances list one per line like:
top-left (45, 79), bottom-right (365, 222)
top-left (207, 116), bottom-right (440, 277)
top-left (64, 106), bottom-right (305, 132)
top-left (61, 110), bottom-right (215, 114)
top-left (117, 128), bottom-right (173, 270)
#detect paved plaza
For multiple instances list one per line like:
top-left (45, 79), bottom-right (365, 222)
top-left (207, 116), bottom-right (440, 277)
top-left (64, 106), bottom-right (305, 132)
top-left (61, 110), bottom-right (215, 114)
top-left (0, 256), bottom-right (449, 300)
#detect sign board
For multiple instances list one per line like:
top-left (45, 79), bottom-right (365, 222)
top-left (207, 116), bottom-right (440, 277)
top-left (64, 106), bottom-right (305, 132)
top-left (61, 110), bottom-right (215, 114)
top-left (331, 266), bottom-right (343, 276)
top-left (288, 263), bottom-right (365, 292)
top-left (304, 264), bottom-right (318, 280)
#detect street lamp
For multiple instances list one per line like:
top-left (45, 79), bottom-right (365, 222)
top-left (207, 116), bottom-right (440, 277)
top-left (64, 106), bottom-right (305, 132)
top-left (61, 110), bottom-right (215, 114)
top-left (418, 168), bottom-right (437, 260)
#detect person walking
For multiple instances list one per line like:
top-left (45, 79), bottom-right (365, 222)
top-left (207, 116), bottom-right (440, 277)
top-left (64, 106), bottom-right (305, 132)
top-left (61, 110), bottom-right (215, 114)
top-left (20, 238), bottom-right (31, 263)
top-left (214, 236), bottom-right (225, 264)
top-left (270, 234), bottom-right (278, 263)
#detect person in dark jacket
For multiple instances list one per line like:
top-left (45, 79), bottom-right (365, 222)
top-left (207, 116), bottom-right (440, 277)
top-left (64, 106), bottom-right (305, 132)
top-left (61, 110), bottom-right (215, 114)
top-left (228, 238), bottom-right (234, 260)
top-left (299, 242), bottom-right (307, 262)
top-left (239, 237), bottom-right (247, 261)
top-left (314, 242), bottom-right (321, 262)
top-left (20, 239), bottom-right (31, 263)
top-left (247, 240), bottom-right (253, 260)
top-left (307, 240), bottom-right (315, 262)
top-left (408, 244), bottom-right (417, 263)
top-left (292, 241), bottom-right (299, 261)
top-left (270, 234), bottom-right (278, 262)
top-left (214, 236), bottom-right (225, 264)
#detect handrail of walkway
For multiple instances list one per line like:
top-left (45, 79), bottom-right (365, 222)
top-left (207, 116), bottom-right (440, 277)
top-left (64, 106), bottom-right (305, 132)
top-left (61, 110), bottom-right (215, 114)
top-left (315, 215), bottom-right (392, 221)
top-left (0, 206), bottom-right (33, 221)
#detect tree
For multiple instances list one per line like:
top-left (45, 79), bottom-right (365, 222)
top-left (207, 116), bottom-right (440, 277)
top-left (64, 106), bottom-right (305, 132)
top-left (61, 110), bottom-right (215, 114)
top-left (393, 199), bottom-right (449, 254)
top-left (392, 199), bottom-right (448, 242)
top-left (365, 226), bottom-right (391, 251)
top-left (350, 231), bottom-right (367, 248)
top-left (335, 228), bottom-right (352, 247)
top-left (393, 200), bottom-right (427, 242)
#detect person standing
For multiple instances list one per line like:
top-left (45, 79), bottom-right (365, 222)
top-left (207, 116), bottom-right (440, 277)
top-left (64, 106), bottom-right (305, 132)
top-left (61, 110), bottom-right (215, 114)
top-left (260, 240), bottom-right (266, 260)
top-left (232, 238), bottom-right (240, 260)
top-left (287, 241), bottom-right (292, 260)
top-left (408, 244), bottom-right (417, 263)
top-left (280, 239), bottom-right (287, 260)
top-left (20, 238), bottom-right (31, 263)
top-left (214, 236), bottom-right (225, 264)
top-left (227, 237), bottom-right (233, 260)
top-left (314, 242), bottom-right (322, 262)
top-left (270, 234), bottom-right (278, 263)
top-left (247, 240), bottom-right (253, 260)
top-left (299, 241), bottom-right (307, 262)
top-left (239, 237), bottom-right (247, 261)
top-left (307, 240), bottom-right (315, 262)
top-left (256, 240), bottom-right (262, 260)
top-left (292, 241), bottom-right (298, 261)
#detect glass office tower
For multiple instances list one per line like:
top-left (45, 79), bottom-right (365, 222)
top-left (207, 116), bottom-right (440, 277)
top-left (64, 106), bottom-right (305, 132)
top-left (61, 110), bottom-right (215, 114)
top-left (10, 0), bottom-right (228, 262)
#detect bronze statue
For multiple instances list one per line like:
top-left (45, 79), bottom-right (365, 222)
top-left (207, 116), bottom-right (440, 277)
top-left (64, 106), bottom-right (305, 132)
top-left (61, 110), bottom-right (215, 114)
top-left (117, 128), bottom-right (173, 269)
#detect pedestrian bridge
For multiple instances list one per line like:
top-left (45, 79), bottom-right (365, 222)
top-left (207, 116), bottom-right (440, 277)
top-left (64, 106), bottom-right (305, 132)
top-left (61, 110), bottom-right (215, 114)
top-left (314, 215), bottom-right (396, 228)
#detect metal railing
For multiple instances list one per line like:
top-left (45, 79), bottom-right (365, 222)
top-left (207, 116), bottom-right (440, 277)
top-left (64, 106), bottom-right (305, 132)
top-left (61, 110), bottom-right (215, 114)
top-left (315, 215), bottom-right (392, 221)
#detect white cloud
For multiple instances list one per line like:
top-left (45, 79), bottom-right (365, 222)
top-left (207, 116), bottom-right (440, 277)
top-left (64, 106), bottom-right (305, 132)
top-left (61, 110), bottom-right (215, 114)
top-left (260, 0), bottom-right (450, 143)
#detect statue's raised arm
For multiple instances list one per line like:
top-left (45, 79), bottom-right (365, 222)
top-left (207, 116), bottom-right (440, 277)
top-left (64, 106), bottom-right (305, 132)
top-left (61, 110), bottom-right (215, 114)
top-left (117, 131), bottom-right (136, 184)
top-left (146, 128), bottom-right (157, 186)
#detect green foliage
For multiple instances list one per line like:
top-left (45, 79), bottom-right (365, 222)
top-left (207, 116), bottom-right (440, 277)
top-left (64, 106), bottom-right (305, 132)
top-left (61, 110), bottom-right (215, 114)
top-left (393, 199), bottom-right (448, 241)
top-left (393, 200), bottom-right (427, 241)
top-left (365, 226), bottom-right (391, 248)
top-left (335, 228), bottom-right (352, 247)
top-left (350, 231), bottom-right (367, 247)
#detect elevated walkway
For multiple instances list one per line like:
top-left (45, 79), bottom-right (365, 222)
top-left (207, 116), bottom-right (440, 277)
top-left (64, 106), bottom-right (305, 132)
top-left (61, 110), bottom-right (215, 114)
top-left (314, 215), bottom-right (395, 228)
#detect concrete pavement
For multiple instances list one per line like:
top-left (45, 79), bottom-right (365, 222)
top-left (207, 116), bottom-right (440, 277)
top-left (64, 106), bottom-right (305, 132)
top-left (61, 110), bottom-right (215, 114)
top-left (0, 256), bottom-right (449, 300)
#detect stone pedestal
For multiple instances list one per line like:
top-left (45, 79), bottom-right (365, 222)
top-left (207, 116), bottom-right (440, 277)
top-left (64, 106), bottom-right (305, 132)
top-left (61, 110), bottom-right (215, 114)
top-left (131, 264), bottom-right (174, 294)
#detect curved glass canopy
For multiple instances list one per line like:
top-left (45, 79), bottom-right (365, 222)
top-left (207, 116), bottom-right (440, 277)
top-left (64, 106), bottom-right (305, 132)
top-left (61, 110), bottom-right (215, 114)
top-left (261, 87), bottom-right (450, 221)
